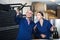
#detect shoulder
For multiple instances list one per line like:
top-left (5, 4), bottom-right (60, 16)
top-left (43, 19), bottom-right (52, 26)
top-left (30, 20), bottom-right (36, 26)
top-left (43, 19), bottom-right (50, 23)
top-left (19, 17), bottom-right (26, 22)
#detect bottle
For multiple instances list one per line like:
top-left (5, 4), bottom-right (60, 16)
top-left (53, 27), bottom-right (59, 39)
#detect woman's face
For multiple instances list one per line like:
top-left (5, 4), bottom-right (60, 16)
top-left (36, 13), bottom-right (43, 20)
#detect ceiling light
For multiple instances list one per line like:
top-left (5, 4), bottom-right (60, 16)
top-left (50, 0), bottom-right (56, 2)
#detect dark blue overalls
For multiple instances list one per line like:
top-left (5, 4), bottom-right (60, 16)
top-left (16, 15), bottom-right (35, 40)
top-left (35, 19), bottom-right (52, 39)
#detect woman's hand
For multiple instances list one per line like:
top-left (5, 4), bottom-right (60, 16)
top-left (50, 25), bottom-right (54, 32)
top-left (34, 25), bottom-right (37, 32)
top-left (40, 34), bottom-right (46, 38)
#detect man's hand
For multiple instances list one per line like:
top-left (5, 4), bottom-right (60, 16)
top-left (16, 11), bottom-right (20, 15)
top-left (15, 9), bottom-right (20, 15)
top-left (40, 34), bottom-right (46, 38)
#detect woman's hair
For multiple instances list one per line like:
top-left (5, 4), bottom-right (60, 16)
top-left (38, 11), bottom-right (44, 16)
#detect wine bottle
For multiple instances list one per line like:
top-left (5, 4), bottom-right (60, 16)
top-left (53, 27), bottom-right (59, 39)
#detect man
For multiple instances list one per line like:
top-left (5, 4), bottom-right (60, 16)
top-left (16, 10), bottom-right (35, 40)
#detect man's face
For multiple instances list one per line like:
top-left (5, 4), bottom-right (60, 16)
top-left (26, 11), bottom-right (33, 18)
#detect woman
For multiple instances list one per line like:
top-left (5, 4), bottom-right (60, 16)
top-left (34, 11), bottom-right (53, 39)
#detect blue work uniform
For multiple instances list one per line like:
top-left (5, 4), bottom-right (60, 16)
top-left (35, 19), bottom-right (52, 39)
top-left (16, 15), bottom-right (35, 40)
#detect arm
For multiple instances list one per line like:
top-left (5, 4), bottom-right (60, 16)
top-left (15, 12), bottom-right (23, 24)
top-left (50, 25), bottom-right (54, 32)
top-left (33, 25), bottom-right (41, 38)
top-left (33, 25), bottom-right (37, 32)
top-left (40, 21), bottom-right (53, 38)
top-left (47, 21), bottom-right (53, 31)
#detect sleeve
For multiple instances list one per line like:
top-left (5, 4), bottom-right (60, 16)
top-left (15, 13), bottom-right (23, 24)
top-left (32, 23), bottom-right (41, 38)
top-left (34, 25), bottom-right (41, 38)
top-left (32, 22), bottom-right (36, 33)
top-left (47, 20), bottom-right (52, 31)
